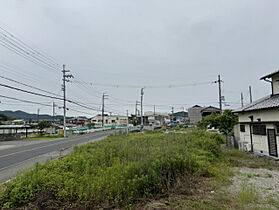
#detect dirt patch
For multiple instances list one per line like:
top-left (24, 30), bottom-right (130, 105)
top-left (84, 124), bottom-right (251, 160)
top-left (16, 192), bottom-right (84, 210)
top-left (12, 176), bottom-right (208, 210)
top-left (136, 177), bottom-right (216, 210)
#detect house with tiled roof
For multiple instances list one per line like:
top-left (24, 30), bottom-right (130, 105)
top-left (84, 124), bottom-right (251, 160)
top-left (234, 70), bottom-right (279, 158)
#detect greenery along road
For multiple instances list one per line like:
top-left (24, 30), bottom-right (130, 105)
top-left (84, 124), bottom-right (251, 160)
top-left (0, 130), bottom-right (116, 183)
top-left (0, 129), bottom-right (227, 209)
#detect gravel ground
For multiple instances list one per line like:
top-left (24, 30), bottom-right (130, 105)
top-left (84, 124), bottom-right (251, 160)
top-left (229, 167), bottom-right (279, 198)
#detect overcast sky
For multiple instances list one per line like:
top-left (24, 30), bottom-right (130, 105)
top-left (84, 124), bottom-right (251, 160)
top-left (0, 0), bottom-right (278, 117)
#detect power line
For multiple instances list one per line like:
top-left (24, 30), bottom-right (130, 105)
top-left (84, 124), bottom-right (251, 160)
top-left (73, 79), bottom-right (214, 89)
top-left (67, 107), bottom-right (98, 116)
top-left (0, 24), bottom-right (60, 72)
top-left (72, 79), bottom-right (141, 104)
top-left (0, 94), bottom-right (52, 107)
top-left (0, 25), bottom-right (60, 68)
top-left (0, 82), bottom-right (101, 112)
top-left (0, 63), bottom-right (43, 84)
top-left (0, 75), bottom-right (62, 97)
top-left (0, 39), bottom-right (58, 73)
top-left (0, 36), bottom-right (58, 70)
top-left (0, 95), bottom-right (96, 116)
top-left (0, 71), bottom-right (100, 110)
top-left (71, 78), bottom-right (137, 110)
top-left (0, 72), bottom-right (100, 111)
top-left (0, 83), bottom-right (64, 100)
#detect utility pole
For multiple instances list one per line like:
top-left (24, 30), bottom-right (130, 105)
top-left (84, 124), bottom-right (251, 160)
top-left (153, 105), bottom-right (156, 119)
top-left (214, 75), bottom-right (223, 112)
top-left (135, 101), bottom-right (140, 117)
top-left (241, 92), bottom-right (244, 107)
top-left (52, 102), bottom-right (56, 125)
top-left (135, 101), bottom-right (137, 117)
top-left (140, 88), bottom-right (144, 130)
top-left (171, 106), bottom-right (174, 123)
top-left (62, 64), bottom-right (73, 138)
top-left (37, 108), bottom-right (40, 123)
top-left (126, 110), bottom-right (129, 134)
top-left (102, 93), bottom-right (108, 127)
top-left (249, 85), bottom-right (253, 103)
top-left (135, 101), bottom-right (140, 125)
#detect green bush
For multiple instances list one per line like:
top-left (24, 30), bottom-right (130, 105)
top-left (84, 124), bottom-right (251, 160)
top-left (197, 110), bottom-right (238, 135)
top-left (0, 130), bottom-right (227, 208)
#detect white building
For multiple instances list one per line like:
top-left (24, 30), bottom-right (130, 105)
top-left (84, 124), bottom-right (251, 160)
top-left (234, 70), bottom-right (279, 158)
top-left (144, 111), bottom-right (169, 126)
top-left (91, 114), bottom-right (128, 127)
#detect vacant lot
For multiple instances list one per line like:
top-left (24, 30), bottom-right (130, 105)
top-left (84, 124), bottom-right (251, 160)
top-left (1, 130), bottom-right (278, 209)
top-left (0, 130), bottom-right (227, 209)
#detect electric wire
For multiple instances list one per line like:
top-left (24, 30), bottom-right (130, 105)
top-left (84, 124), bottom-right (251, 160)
top-left (73, 79), bottom-right (214, 89)
top-left (0, 75), bottom-right (62, 97)
top-left (0, 40), bottom-right (58, 73)
top-left (0, 25), bottom-right (60, 68)
top-left (0, 83), bottom-right (101, 112)
top-left (0, 24), bottom-right (60, 72)
top-left (0, 94), bottom-right (52, 107)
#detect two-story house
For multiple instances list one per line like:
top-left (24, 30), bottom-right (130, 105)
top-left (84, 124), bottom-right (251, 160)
top-left (91, 114), bottom-right (128, 128)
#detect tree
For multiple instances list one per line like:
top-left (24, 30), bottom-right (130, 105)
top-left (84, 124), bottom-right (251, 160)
top-left (0, 114), bottom-right (8, 121)
top-left (87, 122), bottom-right (95, 129)
top-left (197, 112), bottom-right (220, 129)
top-left (197, 110), bottom-right (238, 135)
top-left (38, 121), bottom-right (49, 134)
top-left (216, 110), bottom-right (238, 134)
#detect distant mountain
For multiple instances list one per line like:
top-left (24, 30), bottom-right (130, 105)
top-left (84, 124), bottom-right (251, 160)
top-left (0, 110), bottom-right (64, 121)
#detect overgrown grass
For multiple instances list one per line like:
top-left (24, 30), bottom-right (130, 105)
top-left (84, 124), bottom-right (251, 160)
top-left (236, 183), bottom-right (259, 209)
top-left (0, 130), bottom-right (226, 208)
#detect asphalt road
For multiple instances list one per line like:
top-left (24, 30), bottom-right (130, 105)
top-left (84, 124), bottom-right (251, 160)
top-left (0, 130), bottom-right (117, 182)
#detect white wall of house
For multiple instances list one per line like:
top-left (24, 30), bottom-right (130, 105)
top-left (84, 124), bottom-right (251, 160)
top-left (237, 111), bottom-right (279, 158)
top-left (91, 115), bottom-right (128, 127)
top-left (252, 123), bottom-right (278, 155)
top-left (238, 109), bottom-right (279, 122)
top-left (272, 74), bottom-right (279, 95)
top-left (238, 124), bottom-right (251, 143)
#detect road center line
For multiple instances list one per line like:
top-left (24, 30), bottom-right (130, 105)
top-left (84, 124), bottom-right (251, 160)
top-left (0, 134), bottom-right (106, 159)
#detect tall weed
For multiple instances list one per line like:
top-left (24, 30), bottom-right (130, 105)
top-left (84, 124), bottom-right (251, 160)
top-left (0, 130), bottom-right (226, 208)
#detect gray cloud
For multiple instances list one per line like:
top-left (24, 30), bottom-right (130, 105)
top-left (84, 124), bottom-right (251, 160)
top-left (0, 0), bottom-right (278, 116)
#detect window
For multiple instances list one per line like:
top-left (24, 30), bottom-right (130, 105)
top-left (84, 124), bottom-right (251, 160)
top-left (252, 124), bottom-right (266, 135)
top-left (275, 124), bottom-right (279, 134)
top-left (240, 124), bottom-right (245, 132)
